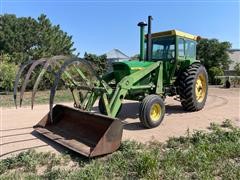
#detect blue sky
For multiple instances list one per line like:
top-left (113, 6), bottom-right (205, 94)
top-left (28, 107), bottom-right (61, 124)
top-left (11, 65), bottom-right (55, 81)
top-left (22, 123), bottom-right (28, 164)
top-left (1, 0), bottom-right (239, 57)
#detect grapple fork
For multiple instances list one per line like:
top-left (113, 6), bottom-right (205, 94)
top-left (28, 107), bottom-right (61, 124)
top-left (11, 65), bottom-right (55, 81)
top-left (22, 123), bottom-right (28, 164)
top-left (14, 55), bottom-right (123, 157)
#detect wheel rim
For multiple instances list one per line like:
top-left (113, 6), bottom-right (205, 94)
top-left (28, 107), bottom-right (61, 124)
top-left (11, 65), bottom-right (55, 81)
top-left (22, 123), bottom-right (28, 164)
top-left (150, 103), bottom-right (161, 121)
top-left (195, 74), bottom-right (207, 103)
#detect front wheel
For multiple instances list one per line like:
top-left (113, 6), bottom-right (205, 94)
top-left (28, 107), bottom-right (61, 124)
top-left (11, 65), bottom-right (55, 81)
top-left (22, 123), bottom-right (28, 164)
top-left (139, 95), bottom-right (165, 128)
top-left (178, 63), bottom-right (208, 111)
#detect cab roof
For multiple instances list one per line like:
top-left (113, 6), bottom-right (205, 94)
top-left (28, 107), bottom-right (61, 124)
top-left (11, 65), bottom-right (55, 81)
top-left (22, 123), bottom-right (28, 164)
top-left (150, 29), bottom-right (198, 41)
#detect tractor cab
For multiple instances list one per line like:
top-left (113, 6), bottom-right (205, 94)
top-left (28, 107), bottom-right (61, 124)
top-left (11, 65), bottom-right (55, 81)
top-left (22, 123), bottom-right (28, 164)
top-left (112, 29), bottom-right (199, 85)
top-left (112, 18), bottom-right (200, 89)
top-left (137, 17), bottom-right (199, 64)
top-left (146, 30), bottom-right (199, 84)
top-left (149, 30), bottom-right (198, 62)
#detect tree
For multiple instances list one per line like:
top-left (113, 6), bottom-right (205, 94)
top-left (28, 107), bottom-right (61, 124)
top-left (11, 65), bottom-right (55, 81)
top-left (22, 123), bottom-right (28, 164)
top-left (197, 39), bottom-right (232, 70)
top-left (0, 14), bottom-right (76, 91)
top-left (130, 54), bottom-right (140, 61)
top-left (0, 14), bottom-right (75, 64)
top-left (84, 52), bottom-right (108, 76)
top-left (197, 38), bottom-right (232, 84)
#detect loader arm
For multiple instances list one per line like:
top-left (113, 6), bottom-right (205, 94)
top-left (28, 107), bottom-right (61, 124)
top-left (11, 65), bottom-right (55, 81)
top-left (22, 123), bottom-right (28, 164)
top-left (103, 61), bottom-right (162, 117)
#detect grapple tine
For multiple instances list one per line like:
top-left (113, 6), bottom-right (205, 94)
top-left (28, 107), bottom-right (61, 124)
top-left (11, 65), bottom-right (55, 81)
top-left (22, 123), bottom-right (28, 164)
top-left (31, 55), bottom-right (70, 109)
top-left (31, 61), bottom-right (50, 109)
top-left (19, 58), bottom-right (46, 107)
top-left (13, 60), bottom-right (35, 108)
top-left (49, 57), bottom-right (83, 122)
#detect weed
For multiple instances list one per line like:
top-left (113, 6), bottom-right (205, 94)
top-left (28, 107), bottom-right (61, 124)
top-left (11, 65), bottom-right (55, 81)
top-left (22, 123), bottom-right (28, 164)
top-left (1, 121), bottom-right (240, 179)
top-left (67, 161), bottom-right (104, 180)
top-left (43, 168), bottom-right (69, 180)
top-left (0, 150), bottom-right (68, 176)
top-left (209, 122), bottom-right (221, 131)
top-left (222, 119), bottom-right (234, 129)
top-left (134, 148), bottom-right (160, 179)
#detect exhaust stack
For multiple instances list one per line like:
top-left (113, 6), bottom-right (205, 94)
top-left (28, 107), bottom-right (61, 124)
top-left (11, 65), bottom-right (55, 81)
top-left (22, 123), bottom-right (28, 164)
top-left (137, 16), bottom-right (153, 61)
top-left (137, 21), bottom-right (147, 61)
top-left (146, 16), bottom-right (153, 61)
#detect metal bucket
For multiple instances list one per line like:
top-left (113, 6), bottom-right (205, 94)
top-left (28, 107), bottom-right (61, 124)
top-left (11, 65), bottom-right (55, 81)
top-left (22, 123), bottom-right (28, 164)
top-left (34, 104), bottom-right (123, 157)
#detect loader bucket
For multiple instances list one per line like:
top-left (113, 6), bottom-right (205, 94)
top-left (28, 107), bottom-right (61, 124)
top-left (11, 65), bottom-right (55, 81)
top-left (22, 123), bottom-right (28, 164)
top-left (33, 104), bottom-right (123, 157)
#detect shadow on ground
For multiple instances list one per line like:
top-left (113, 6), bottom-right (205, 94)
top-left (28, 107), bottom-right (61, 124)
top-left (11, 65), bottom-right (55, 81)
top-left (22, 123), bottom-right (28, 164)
top-left (31, 131), bottom-right (89, 160)
top-left (0, 130), bottom-right (90, 160)
top-left (94, 101), bottom-right (186, 131)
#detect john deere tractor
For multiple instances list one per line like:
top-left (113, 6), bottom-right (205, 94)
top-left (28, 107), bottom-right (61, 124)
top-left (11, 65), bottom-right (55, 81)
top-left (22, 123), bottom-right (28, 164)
top-left (15, 16), bottom-right (208, 157)
top-left (97, 16), bottom-right (208, 128)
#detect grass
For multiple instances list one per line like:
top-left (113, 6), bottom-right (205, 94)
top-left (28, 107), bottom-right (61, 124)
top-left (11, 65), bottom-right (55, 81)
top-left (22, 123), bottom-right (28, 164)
top-left (0, 120), bottom-right (240, 179)
top-left (0, 89), bottom-right (73, 107)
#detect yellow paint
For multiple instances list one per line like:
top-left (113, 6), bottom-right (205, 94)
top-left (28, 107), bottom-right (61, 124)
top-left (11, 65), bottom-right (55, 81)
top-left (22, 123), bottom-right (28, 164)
top-left (151, 29), bottom-right (198, 40)
top-left (130, 67), bottom-right (144, 70)
top-left (195, 73), bottom-right (207, 103)
top-left (150, 103), bottom-right (161, 121)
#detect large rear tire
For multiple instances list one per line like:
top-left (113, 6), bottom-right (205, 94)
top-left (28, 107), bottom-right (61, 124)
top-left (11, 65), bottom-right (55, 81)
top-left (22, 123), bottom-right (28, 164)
top-left (139, 95), bottom-right (165, 128)
top-left (178, 63), bottom-right (208, 111)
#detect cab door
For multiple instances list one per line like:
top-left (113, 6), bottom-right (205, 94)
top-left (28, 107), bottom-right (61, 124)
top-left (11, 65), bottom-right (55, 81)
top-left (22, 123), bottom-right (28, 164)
top-left (177, 37), bottom-right (185, 61)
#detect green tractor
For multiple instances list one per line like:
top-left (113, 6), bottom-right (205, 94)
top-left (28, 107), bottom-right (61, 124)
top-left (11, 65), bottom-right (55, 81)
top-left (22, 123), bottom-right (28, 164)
top-left (97, 16), bottom-right (208, 128)
top-left (15, 16), bottom-right (208, 157)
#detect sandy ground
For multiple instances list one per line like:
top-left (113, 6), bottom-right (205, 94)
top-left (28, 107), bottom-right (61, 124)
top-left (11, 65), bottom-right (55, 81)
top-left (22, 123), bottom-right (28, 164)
top-left (0, 87), bottom-right (239, 159)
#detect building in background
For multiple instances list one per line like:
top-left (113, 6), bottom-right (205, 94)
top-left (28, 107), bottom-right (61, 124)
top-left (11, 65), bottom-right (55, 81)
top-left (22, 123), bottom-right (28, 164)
top-left (105, 49), bottom-right (129, 69)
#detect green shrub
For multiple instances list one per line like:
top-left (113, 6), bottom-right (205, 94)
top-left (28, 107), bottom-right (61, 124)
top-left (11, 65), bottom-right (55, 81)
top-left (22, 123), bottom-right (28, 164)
top-left (84, 52), bottom-right (108, 76)
top-left (0, 61), bottom-right (17, 92)
top-left (209, 66), bottom-right (224, 84)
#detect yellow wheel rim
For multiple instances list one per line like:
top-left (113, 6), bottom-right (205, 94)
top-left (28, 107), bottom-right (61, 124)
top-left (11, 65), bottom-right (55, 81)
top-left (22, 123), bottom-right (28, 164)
top-left (150, 103), bottom-right (161, 121)
top-left (195, 74), bottom-right (207, 103)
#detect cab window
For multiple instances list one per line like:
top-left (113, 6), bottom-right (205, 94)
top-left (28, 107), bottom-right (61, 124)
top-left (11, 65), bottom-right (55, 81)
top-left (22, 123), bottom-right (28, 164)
top-left (178, 38), bottom-right (185, 57)
top-left (185, 40), bottom-right (196, 59)
top-left (151, 36), bottom-right (175, 60)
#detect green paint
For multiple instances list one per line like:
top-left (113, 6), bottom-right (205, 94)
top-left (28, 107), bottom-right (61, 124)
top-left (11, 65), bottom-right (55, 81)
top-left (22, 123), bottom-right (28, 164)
top-left (67, 30), bottom-right (199, 118)
top-left (139, 26), bottom-right (145, 61)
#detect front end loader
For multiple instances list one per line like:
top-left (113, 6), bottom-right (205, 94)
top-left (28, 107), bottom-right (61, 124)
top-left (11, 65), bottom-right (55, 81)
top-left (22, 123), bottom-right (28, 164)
top-left (14, 16), bottom-right (208, 157)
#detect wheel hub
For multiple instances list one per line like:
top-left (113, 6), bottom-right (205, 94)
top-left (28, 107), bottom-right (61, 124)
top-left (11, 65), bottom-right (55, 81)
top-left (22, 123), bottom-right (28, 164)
top-left (195, 74), bottom-right (206, 103)
top-left (150, 103), bottom-right (161, 121)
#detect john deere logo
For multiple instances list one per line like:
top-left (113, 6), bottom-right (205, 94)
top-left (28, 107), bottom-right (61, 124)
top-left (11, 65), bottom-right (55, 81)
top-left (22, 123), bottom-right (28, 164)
top-left (130, 67), bottom-right (144, 70)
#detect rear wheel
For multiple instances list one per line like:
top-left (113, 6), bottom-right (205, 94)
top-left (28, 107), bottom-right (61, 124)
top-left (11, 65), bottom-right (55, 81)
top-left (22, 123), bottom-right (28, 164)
top-left (178, 63), bottom-right (208, 111)
top-left (225, 80), bottom-right (231, 88)
top-left (139, 95), bottom-right (165, 128)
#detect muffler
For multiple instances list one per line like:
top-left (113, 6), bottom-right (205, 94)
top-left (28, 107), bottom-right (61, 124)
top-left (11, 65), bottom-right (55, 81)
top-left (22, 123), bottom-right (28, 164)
top-left (34, 104), bottom-right (123, 157)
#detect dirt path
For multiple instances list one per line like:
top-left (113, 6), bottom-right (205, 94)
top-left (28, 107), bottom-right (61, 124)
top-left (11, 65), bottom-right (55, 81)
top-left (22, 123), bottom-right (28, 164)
top-left (0, 87), bottom-right (239, 158)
